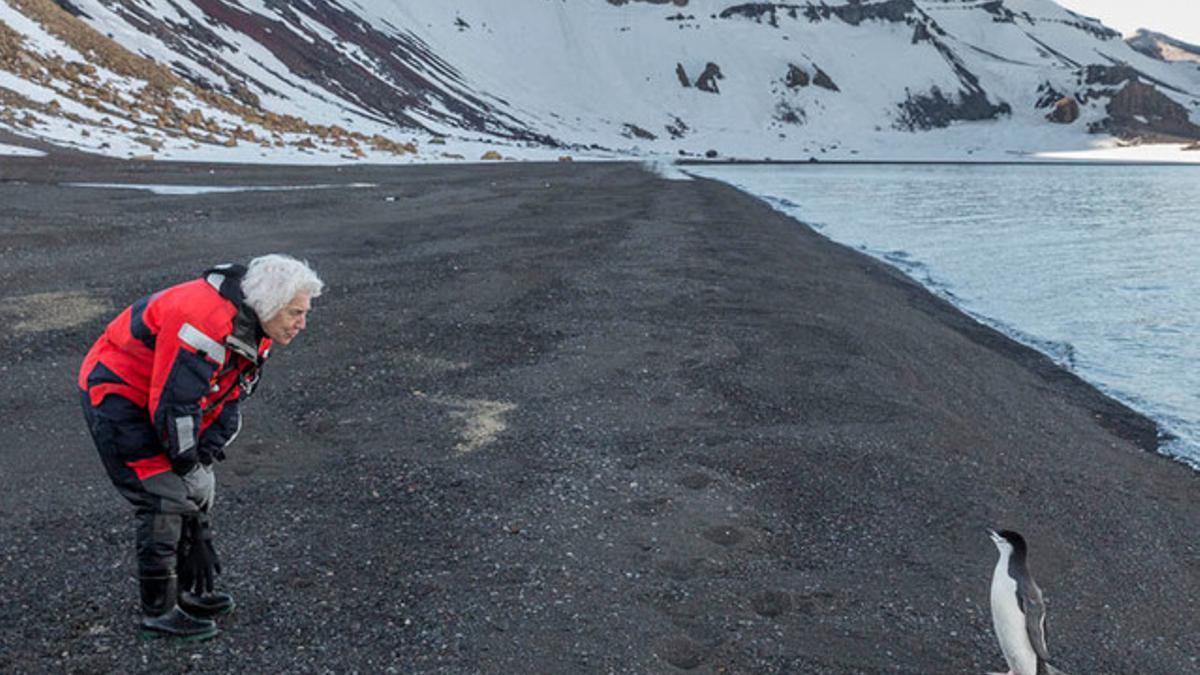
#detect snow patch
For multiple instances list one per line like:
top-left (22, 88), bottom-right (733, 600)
top-left (1034, 143), bottom-right (1200, 163)
top-left (64, 182), bottom-right (379, 194)
top-left (0, 142), bottom-right (45, 157)
top-left (642, 159), bottom-right (693, 180)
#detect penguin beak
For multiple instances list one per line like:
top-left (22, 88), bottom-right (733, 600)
top-left (987, 528), bottom-right (1001, 543)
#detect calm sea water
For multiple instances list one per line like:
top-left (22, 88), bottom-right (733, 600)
top-left (690, 164), bottom-right (1200, 468)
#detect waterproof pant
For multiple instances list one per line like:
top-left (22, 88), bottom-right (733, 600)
top-left (80, 391), bottom-right (199, 576)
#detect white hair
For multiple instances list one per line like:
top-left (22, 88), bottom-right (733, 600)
top-left (241, 254), bottom-right (324, 321)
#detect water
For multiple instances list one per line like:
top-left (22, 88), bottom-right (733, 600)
top-left (689, 163), bottom-right (1200, 468)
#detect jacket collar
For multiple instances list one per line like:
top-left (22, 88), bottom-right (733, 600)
top-left (203, 264), bottom-right (264, 364)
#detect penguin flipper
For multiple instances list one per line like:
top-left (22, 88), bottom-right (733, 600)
top-left (1042, 663), bottom-right (1068, 675)
top-left (1021, 583), bottom-right (1051, 660)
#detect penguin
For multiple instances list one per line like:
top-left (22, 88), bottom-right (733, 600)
top-left (987, 529), bottom-right (1067, 675)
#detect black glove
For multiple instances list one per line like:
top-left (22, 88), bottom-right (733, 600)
top-left (178, 515), bottom-right (222, 594)
top-left (197, 445), bottom-right (227, 465)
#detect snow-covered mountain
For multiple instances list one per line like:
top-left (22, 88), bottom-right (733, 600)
top-left (1, 0), bottom-right (1198, 162)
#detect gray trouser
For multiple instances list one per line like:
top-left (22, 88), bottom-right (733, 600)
top-left (80, 391), bottom-right (200, 576)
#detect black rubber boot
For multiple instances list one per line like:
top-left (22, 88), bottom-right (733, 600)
top-left (179, 590), bottom-right (235, 618)
top-left (138, 574), bottom-right (219, 641)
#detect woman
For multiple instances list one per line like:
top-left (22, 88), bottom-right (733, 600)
top-left (79, 253), bottom-right (322, 640)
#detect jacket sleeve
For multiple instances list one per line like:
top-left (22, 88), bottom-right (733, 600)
top-left (148, 316), bottom-right (229, 469)
top-left (198, 398), bottom-right (242, 462)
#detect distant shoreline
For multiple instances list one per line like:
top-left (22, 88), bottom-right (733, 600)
top-left (676, 157), bottom-right (1200, 167)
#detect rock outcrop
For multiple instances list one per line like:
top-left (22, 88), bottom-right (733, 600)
top-left (675, 62), bottom-right (690, 88)
top-left (719, 0), bottom-right (915, 28)
top-left (812, 67), bottom-right (839, 92)
top-left (607, 0), bottom-right (688, 5)
top-left (1100, 80), bottom-right (1200, 140)
top-left (665, 116), bottom-right (689, 139)
top-left (896, 86), bottom-right (1011, 131)
top-left (696, 62), bottom-right (723, 94)
top-left (1083, 64), bottom-right (1139, 87)
top-left (622, 123), bottom-right (657, 140)
top-left (1046, 96), bottom-right (1079, 124)
top-left (785, 63), bottom-right (809, 88)
top-left (774, 100), bottom-right (805, 125)
top-left (1126, 29), bottom-right (1200, 64)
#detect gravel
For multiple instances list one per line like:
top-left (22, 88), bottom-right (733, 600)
top-left (0, 155), bottom-right (1197, 673)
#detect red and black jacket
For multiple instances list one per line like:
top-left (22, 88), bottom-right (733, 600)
top-left (79, 264), bottom-right (271, 478)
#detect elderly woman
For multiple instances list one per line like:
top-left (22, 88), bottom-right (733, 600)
top-left (78, 254), bottom-right (323, 640)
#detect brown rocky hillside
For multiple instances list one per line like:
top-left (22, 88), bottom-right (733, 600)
top-left (0, 0), bottom-right (416, 158)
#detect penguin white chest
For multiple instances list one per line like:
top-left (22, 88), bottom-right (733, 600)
top-left (990, 563), bottom-right (1038, 675)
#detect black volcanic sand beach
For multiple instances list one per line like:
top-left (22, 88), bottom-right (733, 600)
top-left (0, 155), bottom-right (1197, 674)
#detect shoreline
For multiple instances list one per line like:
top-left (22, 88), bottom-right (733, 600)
top-left (5, 126), bottom-right (1200, 170)
top-left (691, 169), bottom-right (1196, 471)
top-left (677, 157), bottom-right (1200, 167)
top-left (1, 158), bottom-right (1197, 673)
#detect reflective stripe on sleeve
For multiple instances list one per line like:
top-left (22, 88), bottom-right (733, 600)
top-left (176, 416), bottom-right (196, 453)
top-left (224, 410), bottom-right (243, 449)
top-left (178, 323), bottom-right (227, 364)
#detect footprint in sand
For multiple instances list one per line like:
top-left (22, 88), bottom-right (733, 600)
top-left (750, 590), bottom-right (792, 618)
top-left (657, 635), bottom-right (707, 670)
top-left (677, 472), bottom-right (713, 490)
top-left (656, 557), bottom-right (705, 582)
top-left (630, 496), bottom-right (671, 516)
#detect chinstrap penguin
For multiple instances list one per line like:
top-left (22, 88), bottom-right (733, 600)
top-left (988, 529), bottom-right (1067, 675)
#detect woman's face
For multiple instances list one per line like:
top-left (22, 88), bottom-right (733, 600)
top-left (261, 292), bottom-right (311, 346)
